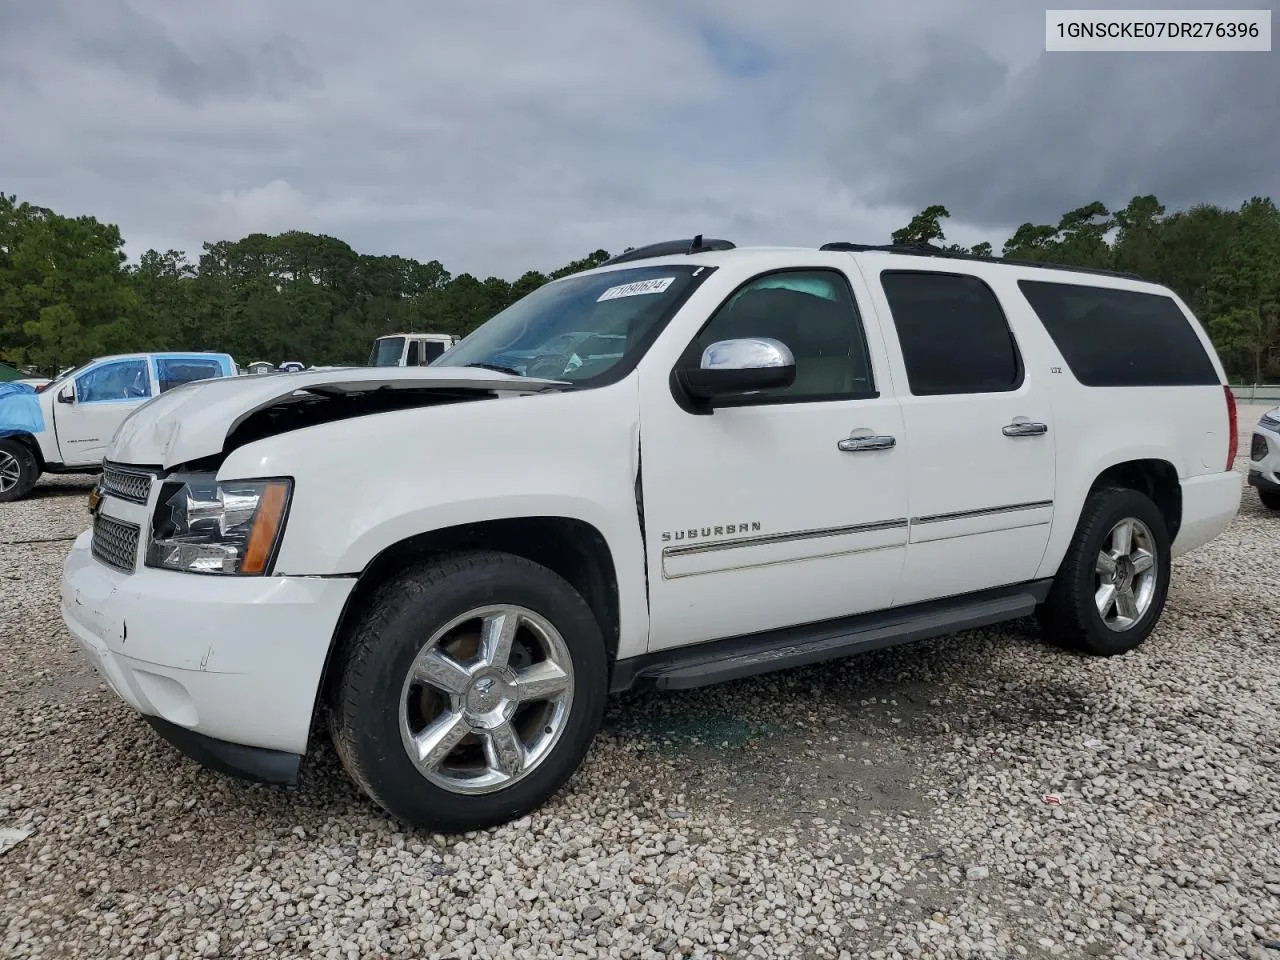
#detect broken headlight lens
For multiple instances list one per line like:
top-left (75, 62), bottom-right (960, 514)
top-left (146, 475), bottom-right (292, 575)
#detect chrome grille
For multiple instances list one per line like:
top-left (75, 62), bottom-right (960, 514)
top-left (91, 514), bottom-right (141, 573)
top-left (100, 462), bottom-right (156, 504)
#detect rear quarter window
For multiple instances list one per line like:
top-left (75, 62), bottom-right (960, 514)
top-left (1017, 280), bottom-right (1219, 387)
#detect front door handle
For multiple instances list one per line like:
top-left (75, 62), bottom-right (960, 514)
top-left (1002, 421), bottom-right (1048, 437)
top-left (838, 435), bottom-right (896, 452)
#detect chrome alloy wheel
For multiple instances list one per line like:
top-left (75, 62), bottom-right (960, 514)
top-left (0, 449), bottom-right (20, 494)
top-left (398, 605), bottom-right (575, 795)
top-left (1094, 517), bottom-right (1158, 632)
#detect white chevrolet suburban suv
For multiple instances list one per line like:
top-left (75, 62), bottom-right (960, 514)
top-left (60, 238), bottom-right (1242, 833)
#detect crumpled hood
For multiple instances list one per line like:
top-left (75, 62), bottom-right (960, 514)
top-left (108, 366), bottom-right (563, 468)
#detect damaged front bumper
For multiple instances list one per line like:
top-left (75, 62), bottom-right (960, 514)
top-left (60, 530), bottom-right (356, 782)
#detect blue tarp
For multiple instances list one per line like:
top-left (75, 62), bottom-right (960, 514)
top-left (0, 383), bottom-right (44, 439)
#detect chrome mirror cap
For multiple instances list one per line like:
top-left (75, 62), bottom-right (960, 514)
top-left (699, 337), bottom-right (795, 371)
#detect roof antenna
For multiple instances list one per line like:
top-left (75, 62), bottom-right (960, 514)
top-left (688, 234), bottom-right (704, 253)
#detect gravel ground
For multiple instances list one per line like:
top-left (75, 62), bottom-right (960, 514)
top-left (2, 410), bottom-right (1278, 960)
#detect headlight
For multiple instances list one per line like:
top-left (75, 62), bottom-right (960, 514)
top-left (146, 475), bottom-right (292, 575)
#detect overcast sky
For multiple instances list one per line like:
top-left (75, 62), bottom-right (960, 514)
top-left (1, 0), bottom-right (1276, 278)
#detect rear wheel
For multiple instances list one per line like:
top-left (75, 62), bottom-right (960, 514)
top-left (0, 438), bottom-right (39, 503)
top-left (1038, 487), bottom-right (1172, 656)
top-left (328, 550), bottom-right (608, 832)
top-left (1259, 488), bottom-right (1280, 511)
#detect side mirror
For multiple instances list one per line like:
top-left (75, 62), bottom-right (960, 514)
top-left (678, 337), bottom-right (796, 401)
top-left (57, 385), bottom-right (74, 404)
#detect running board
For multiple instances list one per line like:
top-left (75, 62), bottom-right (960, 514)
top-left (610, 580), bottom-right (1052, 693)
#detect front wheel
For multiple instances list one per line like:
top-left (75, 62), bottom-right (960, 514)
top-left (328, 550), bottom-right (608, 832)
top-left (1259, 488), bottom-right (1280, 511)
top-left (1038, 487), bottom-right (1172, 656)
top-left (0, 438), bottom-right (40, 503)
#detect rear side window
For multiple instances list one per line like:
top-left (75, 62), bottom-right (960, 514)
top-left (879, 271), bottom-right (1022, 395)
top-left (155, 358), bottom-right (224, 394)
top-left (1018, 280), bottom-right (1219, 387)
top-left (423, 341), bottom-right (447, 362)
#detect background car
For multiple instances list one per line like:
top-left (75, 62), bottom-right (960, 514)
top-left (1248, 406), bottom-right (1280, 510)
top-left (0, 351), bottom-right (236, 501)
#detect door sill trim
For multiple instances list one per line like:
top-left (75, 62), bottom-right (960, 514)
top-left (610, 579), bottom-right (1052, 693)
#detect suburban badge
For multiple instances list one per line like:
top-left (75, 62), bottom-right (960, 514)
top-left (661, 521), bottom-right (762, 542)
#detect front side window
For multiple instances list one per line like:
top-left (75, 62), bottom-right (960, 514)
top-left (155, 358), bottom-right (224, 393)
top-left (879, 271), bottom-right (1022, 396)
top-left (689, 269), bottom-right (876, 403)
top-left (76, 359), bottom-right (152, 403)
top-left (405, 341), bottom-right (422, 366)
top-left (435, 264), bottom-right (713, 383)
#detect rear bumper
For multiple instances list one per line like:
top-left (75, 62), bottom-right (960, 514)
top-left (1171, 470), bottom-right (1241, 557)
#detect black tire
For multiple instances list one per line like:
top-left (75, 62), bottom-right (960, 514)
top-left (1038, 487), bottom-right (1172, 656)
top-left (1259, 488), bottom-right (1280, 511)
top-left (0, 438), bottom-right (40, 503)
top-left (328, 549), bottom-right (608, 832)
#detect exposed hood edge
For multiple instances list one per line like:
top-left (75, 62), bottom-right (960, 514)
top-left (107, 368), bottom-right (569, 470)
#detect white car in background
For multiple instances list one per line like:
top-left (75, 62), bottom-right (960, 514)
top-left (369, 333), bottom-right (459, 367)
top-left (1248, 406), bottom-right (1280, 510)
top-left (0, 351), bottom-right (235, 501)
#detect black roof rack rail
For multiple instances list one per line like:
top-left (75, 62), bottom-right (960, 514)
top-left (599, 235), bottom-right (735, 267)
top-left (819, 241), bottom-right (1144, 282)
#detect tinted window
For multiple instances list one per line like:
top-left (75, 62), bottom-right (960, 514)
top-left (880, 271), bottom-right (1021, 395)
top-left (422, 341), bottom-right (447, 362)
top-left (405, 341), bottom-right (422, 366)
top-left (692, 269), bottom-right (875, 403)
top-left (76, 359), bottom-right (151, 403)
top-left (1018, 280), bottom-right (1218, 387)
top-left (156, 358), bottom-right (223, 393)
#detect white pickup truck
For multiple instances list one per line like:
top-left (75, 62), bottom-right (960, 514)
top-left (59, 239), bottom-right (1241, 832)
top-left (0, 351), bottom-right (235, 501)
top-left (369, 332), bottom-right (460, 367)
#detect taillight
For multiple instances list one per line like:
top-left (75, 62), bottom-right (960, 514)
top-left (1224, 385), bottom-right (1238, 471)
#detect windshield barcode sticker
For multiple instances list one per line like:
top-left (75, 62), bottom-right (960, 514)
top-left (597, 277), bottom-right (675, 301)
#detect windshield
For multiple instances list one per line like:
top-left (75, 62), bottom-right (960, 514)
top-left (433, 264), bottom-right (711, 382)
top-left (369, 337), bottom-right (406, 366)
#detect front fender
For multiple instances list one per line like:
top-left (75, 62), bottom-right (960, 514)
top-left (218, 379), bottom-right (650, 658)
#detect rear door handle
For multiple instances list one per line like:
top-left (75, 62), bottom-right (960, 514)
top-left (1002, 421), bottom-right (1048, 437)
top-left (838, 435), bottom-right (896, 452)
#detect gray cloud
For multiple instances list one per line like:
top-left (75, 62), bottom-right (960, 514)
top-left (0, 0), bottom-right (1274, 276)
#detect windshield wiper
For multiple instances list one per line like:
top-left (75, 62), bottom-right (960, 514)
top-left (462, 362), bottom-right (523, 376)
